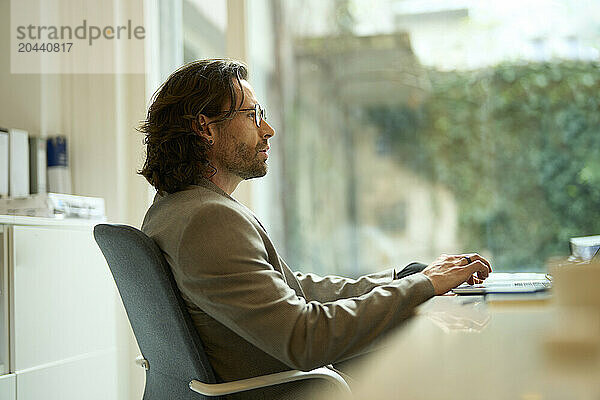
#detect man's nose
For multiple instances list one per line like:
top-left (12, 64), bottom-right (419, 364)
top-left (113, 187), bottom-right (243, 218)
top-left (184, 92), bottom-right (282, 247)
top-left (260, 120), bottom-right (275, 138)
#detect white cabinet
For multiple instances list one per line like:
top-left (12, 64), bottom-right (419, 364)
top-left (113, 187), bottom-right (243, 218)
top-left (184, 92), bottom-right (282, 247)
top-left (0, 373), bottom-right (16, 400)
top-left (0, 225), bottom-right (13, 399)
top-left (0, 216), bottom-right (119, 400)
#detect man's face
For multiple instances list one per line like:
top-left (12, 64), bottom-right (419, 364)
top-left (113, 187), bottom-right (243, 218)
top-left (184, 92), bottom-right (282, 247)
top-left (213, 80), bottom-right (275, 180)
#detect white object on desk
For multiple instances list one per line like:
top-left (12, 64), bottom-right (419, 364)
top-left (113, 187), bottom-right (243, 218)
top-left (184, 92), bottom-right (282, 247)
top-left (570, 235), bottom-right (600, 261)
top-left (452, 272), bottom-right (551, 294)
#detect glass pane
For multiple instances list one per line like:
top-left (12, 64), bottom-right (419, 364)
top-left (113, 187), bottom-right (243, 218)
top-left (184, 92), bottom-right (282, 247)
top-left (265, 0), bottom-right (600, 275)
top-left (183, 0), bottom-right (227, 62)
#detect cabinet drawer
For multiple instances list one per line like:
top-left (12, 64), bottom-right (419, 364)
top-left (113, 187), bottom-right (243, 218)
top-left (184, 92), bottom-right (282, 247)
top-left (0, 373), bottom-right (16, 400)
top-left (11, 225), bottom-right (117, 371)
top-left (16, 350), bottom-right (117, 400)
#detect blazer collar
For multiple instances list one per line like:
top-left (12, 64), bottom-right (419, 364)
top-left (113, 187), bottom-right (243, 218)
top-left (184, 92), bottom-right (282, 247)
top-left (185, 178), bottom-right (242, 205)
top-left (153, 179), bottom-right (234, 204)
top-left (189, 178), bottom-right (229, 197)
top-left (185, 179), bottom-right (268, 233)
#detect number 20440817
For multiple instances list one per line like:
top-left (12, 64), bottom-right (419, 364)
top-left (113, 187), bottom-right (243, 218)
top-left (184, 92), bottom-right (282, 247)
top-left (18, 42), bottom-right (73, 52)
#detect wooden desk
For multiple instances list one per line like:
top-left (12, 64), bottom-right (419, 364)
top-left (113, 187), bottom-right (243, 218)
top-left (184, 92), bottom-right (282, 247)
top-left (332, 296), bottom-right (600, 399)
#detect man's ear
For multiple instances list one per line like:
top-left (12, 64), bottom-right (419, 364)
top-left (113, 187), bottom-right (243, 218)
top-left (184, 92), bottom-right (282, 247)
top-left (191, 120), bottom-right (203, 134)
top-left (193, 115), bottom-right (214, 143)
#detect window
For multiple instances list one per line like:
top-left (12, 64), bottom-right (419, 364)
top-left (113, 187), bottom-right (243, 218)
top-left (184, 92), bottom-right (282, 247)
top-left (183, 0), bottom-right (227, 61)
top-left (253, 0), bottom-right (600, 276)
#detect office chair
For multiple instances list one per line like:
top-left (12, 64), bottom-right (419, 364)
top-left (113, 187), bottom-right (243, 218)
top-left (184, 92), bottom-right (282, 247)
top-left (93, 224), bottom-right (351, 399)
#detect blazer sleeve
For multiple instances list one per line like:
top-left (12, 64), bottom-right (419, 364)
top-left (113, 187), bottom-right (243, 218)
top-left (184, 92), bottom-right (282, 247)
top-left (176, 203), bottom-right (435, 371)
top-left (292, 268), bottom-right (396, 303)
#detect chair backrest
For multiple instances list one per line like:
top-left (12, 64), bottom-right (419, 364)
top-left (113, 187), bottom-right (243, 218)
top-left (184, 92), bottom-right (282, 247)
top-left (94, 224), bottom-right (221, 400)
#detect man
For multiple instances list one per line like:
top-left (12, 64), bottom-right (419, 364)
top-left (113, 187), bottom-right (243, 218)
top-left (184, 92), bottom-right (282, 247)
top-left (139, 59), bottom-right (491, 399)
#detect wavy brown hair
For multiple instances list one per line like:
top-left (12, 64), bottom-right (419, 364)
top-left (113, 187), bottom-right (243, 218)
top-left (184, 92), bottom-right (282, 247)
top-left (138, 59), bottom-right (248, 194)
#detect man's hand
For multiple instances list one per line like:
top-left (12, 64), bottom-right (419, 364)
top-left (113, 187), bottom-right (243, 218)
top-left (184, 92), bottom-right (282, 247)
top-left (421, 253), bottom-right (492, 295)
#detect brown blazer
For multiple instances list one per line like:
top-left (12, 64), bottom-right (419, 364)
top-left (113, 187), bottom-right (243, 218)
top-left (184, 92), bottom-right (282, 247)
top-left (141, 178), bottom-right (434, 399)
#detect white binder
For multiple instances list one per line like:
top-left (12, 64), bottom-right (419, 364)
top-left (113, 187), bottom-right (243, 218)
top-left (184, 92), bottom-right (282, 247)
top-left (0, 129), bottom-right (8, 197)
top-left (9, 128), bottom-right (29, 198)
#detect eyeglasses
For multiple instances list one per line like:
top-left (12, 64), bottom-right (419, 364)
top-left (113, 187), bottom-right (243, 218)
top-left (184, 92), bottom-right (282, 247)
top-left (204, 103), bottom-right (267, 128)
top-left (237, 103), bottom-right (267, 128)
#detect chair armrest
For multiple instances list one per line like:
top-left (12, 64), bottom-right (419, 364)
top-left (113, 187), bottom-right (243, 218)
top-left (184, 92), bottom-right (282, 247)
top-left (189, 366), bottom-right (351, 396)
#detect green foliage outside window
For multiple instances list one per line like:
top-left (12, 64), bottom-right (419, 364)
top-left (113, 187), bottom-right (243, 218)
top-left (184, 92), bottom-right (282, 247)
top-left (367, 61), bottom-right (600, 270)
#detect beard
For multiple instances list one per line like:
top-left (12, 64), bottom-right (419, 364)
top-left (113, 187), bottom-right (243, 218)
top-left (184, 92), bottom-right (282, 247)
top-left (215, 135), bottom-right (268, 180)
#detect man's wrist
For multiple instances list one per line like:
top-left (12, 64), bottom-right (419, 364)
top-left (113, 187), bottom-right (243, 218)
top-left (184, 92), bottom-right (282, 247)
top-left (394, 262), bottom-right (428, 280)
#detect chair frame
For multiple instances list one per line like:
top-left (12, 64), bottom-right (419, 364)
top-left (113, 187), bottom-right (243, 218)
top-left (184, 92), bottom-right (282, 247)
top-left (134, 354), bottom-right (351, 396)
top-left (188, 366), bottom-right (350, 396)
